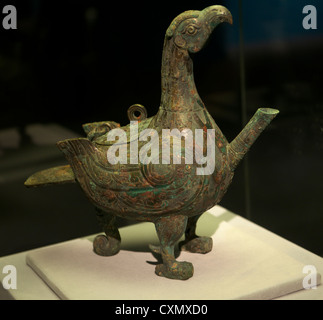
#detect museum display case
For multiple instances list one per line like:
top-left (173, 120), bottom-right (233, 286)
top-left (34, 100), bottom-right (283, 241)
top-left (0, 0), bottom-right (322, 299)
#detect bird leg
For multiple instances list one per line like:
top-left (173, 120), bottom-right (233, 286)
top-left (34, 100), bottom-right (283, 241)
top-left (93, 208), bottom-right (121, 256)
top-left (179, 214), bottom-right (213, 254)
top-left (153, 215), bottom-right (193, 280)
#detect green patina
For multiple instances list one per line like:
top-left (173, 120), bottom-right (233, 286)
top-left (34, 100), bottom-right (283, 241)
top-left (25, 5), bottom-right (278, 281)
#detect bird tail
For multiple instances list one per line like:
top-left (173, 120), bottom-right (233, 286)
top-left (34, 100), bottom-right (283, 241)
top-left (24, 165), bottom-right (76, 187)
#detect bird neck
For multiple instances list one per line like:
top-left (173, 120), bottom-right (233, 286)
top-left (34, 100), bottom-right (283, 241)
top-left (160, 38), bottom-right (205, 112)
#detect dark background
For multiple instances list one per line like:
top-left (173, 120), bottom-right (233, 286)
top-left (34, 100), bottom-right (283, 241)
top-left (0, 0), bottom-right (322, 257)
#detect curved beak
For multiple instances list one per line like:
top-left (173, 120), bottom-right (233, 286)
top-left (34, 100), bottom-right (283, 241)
top-left (203, 5), bottom-right (233, 28)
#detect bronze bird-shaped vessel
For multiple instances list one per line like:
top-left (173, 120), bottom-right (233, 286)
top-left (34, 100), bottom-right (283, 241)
top-left (25, 5), bottom-right (279, 280)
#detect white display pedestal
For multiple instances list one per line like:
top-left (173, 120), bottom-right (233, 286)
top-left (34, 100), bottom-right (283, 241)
top-left (1, 206), bottom-right (322, 300)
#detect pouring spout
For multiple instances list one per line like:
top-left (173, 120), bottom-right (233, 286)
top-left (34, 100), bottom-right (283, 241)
top-left (228, 108), bottom-right (279, 171)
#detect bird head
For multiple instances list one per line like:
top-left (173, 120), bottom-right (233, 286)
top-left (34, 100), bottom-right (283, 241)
top-left (166, 5), bottom-right (233, 53)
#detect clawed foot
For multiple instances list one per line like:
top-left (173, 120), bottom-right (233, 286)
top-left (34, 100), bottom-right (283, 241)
top-left (180, 236), bottom-right (213, 254)
top-left (93, 234), bottom-right (120, 256)
top-left (155, 261), bottom-right (193, 280)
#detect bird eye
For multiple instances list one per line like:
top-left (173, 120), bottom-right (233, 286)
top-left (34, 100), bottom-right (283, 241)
top-left (186, 25), bottom-right (197, 35)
